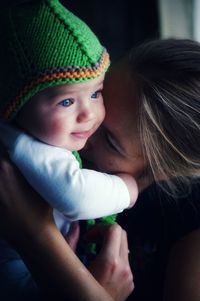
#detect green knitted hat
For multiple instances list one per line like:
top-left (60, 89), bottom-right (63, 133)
top-left (0, 0), bottom-right (110, 120)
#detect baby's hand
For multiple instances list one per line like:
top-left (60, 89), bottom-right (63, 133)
top-left (117, 173), bottom-right (138, 208)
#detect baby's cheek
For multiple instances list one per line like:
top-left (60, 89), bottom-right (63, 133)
top-left (43, 119), bottom-right (66, 145)
top-left (50, 120), bottom-right (63, 135)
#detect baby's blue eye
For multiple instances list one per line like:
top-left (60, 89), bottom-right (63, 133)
top-left (91, 90), bottom-right (101, 99)
top-left (59, 99), bottom-right (74, 107)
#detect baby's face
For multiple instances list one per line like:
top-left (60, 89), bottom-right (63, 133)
top-left (16, 75), bottom-right (105, 151)
top-left (81, 58), bottom-right (149, 190)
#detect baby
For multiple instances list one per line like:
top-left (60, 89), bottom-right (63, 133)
top-left (0, 0), bottom-right (138, 231)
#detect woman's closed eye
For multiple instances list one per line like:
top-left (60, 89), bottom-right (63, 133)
top-left (58, 98), bottom-right (74, 107)
top-left (102, 128), bottom-right (127, 157)
top-left (103, 130), bottom-right (120, 153)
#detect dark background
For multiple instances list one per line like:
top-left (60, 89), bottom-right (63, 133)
top-left (62, 0), bottom-right (160, 60)
top-left (4, 0), bottom-right (160, 60)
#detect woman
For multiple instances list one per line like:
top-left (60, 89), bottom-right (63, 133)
top-left (82, 38), bottom-right (200, 301)
top-left (1, 38), bottom-right (200, 300)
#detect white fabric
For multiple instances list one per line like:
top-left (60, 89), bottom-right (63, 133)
top-left (0, 123), bottom-right (130, 221)
top-left (53, 209), bottom-right (71, 235)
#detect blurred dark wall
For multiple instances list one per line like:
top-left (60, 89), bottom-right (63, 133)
top-left (62, 0), bottom-right (159, 60)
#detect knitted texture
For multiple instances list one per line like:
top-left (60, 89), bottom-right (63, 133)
top-left (0, 0), bottom-right (110, 120)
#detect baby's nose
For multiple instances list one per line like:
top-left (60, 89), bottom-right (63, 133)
top-left (77, 107), bottom-right (94, 123)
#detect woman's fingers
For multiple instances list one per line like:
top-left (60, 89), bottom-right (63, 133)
top-left (87, 224), bottom-right (134, 301)
top-left (119, 230), bottom-right (129, 261)
top-left (98, 224), bottom-right (121, 258)
top-left (65, 222), bottom-right (80, 251)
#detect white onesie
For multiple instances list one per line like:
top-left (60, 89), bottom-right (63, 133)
top-left (0, 123), bottom-right (131, 222)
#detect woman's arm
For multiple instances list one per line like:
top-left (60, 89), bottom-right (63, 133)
top-left (164, 229), bottom-right (200, 301)
top-left (0, 152), bottom-right (134, 301)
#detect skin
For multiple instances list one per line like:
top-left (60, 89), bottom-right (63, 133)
top-left (81, 57), bottom-right (150, 191)
top-left (16, 75), bottom-right (105, 151)
top-left (82, 57), bottom-right (200, 301)
top-left (14, 73), bottom-right (138, 204)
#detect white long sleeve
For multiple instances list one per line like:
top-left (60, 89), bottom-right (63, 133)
top-left (0, 123), bottom-right (130, 221)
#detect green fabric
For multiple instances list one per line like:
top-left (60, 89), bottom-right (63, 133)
top-left (72, 151), bottom-right (117, 254)
top-left (87, 214), bottom-right (117, 255)
top-left (72, 151), bottom-right (82, 168)
top-left (0, 0), bottom-right (109, 120)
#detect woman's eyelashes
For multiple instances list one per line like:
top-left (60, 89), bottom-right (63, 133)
top-left (102, 129), bottom-right (126, 157)
top-left (103, 130), bottom-right (119, 153)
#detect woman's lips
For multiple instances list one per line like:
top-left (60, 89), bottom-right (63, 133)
top-left (71, 130), bottom-right (92, 139)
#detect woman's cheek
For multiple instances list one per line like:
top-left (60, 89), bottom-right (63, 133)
top-left (100, 160), bottom-right (115, 172)
top-left (96, 155), bottom-right (121, 173)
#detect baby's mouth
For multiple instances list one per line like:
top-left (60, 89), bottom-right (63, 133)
top-left (71, 130), bottom-right (92, 139)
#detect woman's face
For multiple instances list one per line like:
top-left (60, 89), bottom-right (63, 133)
top-left (81, 57), bottom-right (147, 185)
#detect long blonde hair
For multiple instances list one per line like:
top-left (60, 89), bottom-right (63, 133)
top-left (129, 39), bottom-right (200, 193)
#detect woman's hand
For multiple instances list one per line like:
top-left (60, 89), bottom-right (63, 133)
top-left (67, 222), bottom-right (134, 301)
top-left (87, 224), bottom-right (134, 301)
top-left (65, 222), bottom-right (81, 251)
